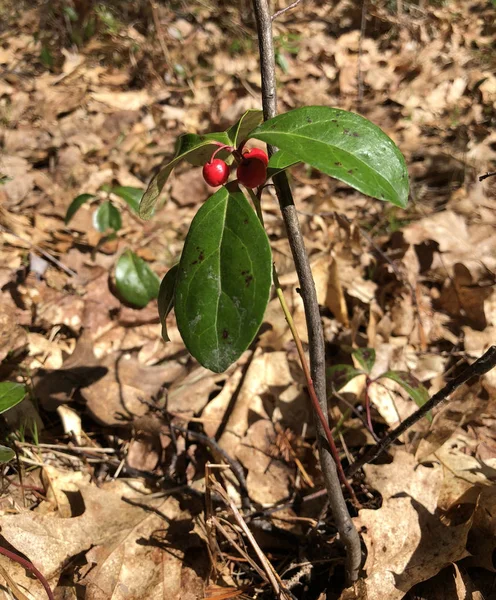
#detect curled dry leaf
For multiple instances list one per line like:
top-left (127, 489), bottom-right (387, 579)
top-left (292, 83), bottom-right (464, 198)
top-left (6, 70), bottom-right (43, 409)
top-left (236, 419), bottom-right (292, 505)
top-left (347, 450), bottom-right (473, 600)
top-left (218, 349), bottom-right (293, 457)
top-left (0, 482), bottom-right (206, 600)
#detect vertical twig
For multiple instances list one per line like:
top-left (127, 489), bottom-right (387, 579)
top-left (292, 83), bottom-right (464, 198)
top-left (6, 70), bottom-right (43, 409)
top-left (249, 188), bottom-right (358, 504)
top-left (251, 0), bottom-right (362, 583)
top-left (356, 0), bottom-right (367, 111)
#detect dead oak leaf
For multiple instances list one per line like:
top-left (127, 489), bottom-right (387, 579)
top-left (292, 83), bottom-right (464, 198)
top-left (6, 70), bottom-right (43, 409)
top-left (353, 450), bottom-right (472, 600)
top-left (83, 352), bottom-right (183, 427)
top-left (83, 483), bottom-right (206, 600)
top-left (1, 483), bottom-right (206, 600)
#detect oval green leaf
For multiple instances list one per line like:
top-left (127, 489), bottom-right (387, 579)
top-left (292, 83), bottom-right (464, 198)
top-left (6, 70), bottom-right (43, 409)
top-left (115, 249), bottom-right (160, 308)
top-left (158, 264), bottom-right (178, 342)
top-left (227, 109), bottom-right (264, 146)
top-left (249, 106), bottom-right (409, 208)
top-left (379, 370), bottom-right (432, 422)
top-left (267, 150), bottom-right (299, 179)
top-left (111, 186), bottom-right (143, 214)
top-left (0, 382), bottom-right (27, 414)
top-left (175, 184), bottom-right (272, 373)
top-left (139, 132), bottom-right (231, 220)
top-left (0, 445), bottom-right (15, 463)
top-left (65, 193), bottom-right (95, 225)
top-left (352, 348), bottom-right (376, 374)
top-left (93, 201), bottom-right (122, 233)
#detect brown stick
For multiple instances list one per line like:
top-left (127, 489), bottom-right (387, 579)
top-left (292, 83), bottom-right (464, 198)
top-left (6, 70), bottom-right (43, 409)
top-left (251, 0), bottom-right (362, 583)
top-left (271, 0), bottom-right (304, 21)
top-left (347, 346), bottom-right (496, 477)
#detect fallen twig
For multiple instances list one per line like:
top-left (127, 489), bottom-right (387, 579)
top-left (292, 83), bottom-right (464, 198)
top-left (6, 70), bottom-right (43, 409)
top-left (210, 477), bottom-right (292, 599)
top-left (172, 424), bottom-right (251, 512)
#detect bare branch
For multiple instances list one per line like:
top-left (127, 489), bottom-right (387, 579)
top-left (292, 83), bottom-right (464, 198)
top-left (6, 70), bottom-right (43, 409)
top-left (347, 346), bottom-right (496, 477)
top-left (479, 171), bottom-right (496, 182)
top-left (251, 0), bottom-right (362, 583)
top-left (271, 0), bottom-right (304, 21)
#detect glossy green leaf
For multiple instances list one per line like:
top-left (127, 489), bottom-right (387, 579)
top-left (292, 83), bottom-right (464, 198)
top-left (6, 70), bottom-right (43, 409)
top-left (227, 109), bottom-right (264, 146)
top-left (93, 201), bottom-right (122, 233)
top-left (267, 150), bottom-right (299, 179)
top-left (249, 106), bottom-right (409, 208)
top-left (175, 184), bottom-right (272, 373)
top-left (327, 365), bottom-right (364, 392)
top-left (158, 264), bottom-right (178, 342)
top-left (111, 186), bottom-right (143, 214)
top-left (139, 132), bottom-right (231, 219)
top-left (352, 348), bottom-right (376, 374)
top-left (379, 370), bottom-right (432, 422)
top-left (115, 250), bottom-right (160, 308)
top-left (65, 193), bottom-right (95, 225)
top-left (0, 382), bottom-right (27, 414)
top-left (0, 445), bottom-right (15, 463)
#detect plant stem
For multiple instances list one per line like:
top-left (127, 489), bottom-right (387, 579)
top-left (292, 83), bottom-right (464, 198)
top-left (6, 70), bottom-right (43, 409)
top-left (0, 546), bottom-right (55, 600)
top-left (251, 0), bottom-right (361, 583)
top-left (249, 189), bottom-right (358, 505)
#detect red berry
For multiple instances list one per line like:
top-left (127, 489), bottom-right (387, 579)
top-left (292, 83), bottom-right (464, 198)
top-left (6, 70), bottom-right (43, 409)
top-left (202, 159), bottom-right (229, 187)
top-left (243, 148), bottom-right (269, 166)
top-left (236, 148), bottom-right (269, 188)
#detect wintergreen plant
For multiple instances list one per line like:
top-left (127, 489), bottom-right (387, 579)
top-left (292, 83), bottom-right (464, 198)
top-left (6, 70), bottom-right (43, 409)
top-left (142, 106), bottom-right (409, 373)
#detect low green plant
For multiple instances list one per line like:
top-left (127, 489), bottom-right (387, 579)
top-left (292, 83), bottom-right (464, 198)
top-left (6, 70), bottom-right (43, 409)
top-left (0, 381), bottom-right (27, 464)
top-left (274, 32), bottom-right (301, 73)
top-left (328, 347), bottom-right (432, 435)
top-left (65, 186), bottom-right (160, 308)
top-left (140, 105), bottom-right (409, 373)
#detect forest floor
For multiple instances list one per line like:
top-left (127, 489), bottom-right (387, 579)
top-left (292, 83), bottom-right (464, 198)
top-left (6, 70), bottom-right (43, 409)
top-left (0, 1), bottom-right (495, 599)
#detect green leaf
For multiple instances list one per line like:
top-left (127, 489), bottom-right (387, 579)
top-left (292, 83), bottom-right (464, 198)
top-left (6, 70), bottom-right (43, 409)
top-left (227, 109), bottom-right (264, 147)
top-left (352, 348), bottom-right (376, 374)
top-left (139, 132), bottom-right (231, 220)
top-left (93, 201), bottom-right (122, 233)
top-left (266, 151), bottom-right (299, 179)
top-left (379, 370), bottom-right (432, 422)
top-left (115, 250), bottom-right (160, 308)
top-left (0, 445), bottom-right (15, 463)
top-left (327, 365), bottom-right (364, 392)
top-left (40, 45), bottom-right (54, 68)
top-left (249, 106), bottom-right (409, 208)
top-left (175, 184), bottom-right (272, 373)
top-left (111, 186), bottom-right (143, 214)
top-left (0, 382), bottom-right (26, 414)
top-left (65, 193), bottom-right (95, 225)
top-left (158, 264), bottom-right (178, 342)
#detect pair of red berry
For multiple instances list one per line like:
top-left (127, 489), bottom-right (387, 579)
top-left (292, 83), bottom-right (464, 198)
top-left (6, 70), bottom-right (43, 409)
top-left (202, 148), bottom-right (268, 188)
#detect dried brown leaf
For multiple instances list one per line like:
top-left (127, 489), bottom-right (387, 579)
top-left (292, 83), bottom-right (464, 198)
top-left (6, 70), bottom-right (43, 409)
top-left (356, 450), bottom-right (472, 600)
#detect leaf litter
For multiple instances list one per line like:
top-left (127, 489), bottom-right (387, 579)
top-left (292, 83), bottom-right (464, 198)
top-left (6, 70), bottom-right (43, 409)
top-left (0, 0), bottom-right (495, 598)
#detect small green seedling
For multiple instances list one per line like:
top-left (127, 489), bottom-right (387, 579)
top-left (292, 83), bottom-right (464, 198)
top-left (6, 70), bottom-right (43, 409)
top-left (0, 381), bottom-right (27, 465)
top-left (140, 106), bottom-right (409, 373)
top-left (328, 347), bottom-right (432, 434)
top-left (65, 186), bottom-right (160, 308)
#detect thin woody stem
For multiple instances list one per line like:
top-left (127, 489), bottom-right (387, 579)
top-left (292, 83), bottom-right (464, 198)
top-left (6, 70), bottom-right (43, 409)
top-left (249, 189), bottom-right (358, 505)
top-left (251, 0), bottom-right (362, 583)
